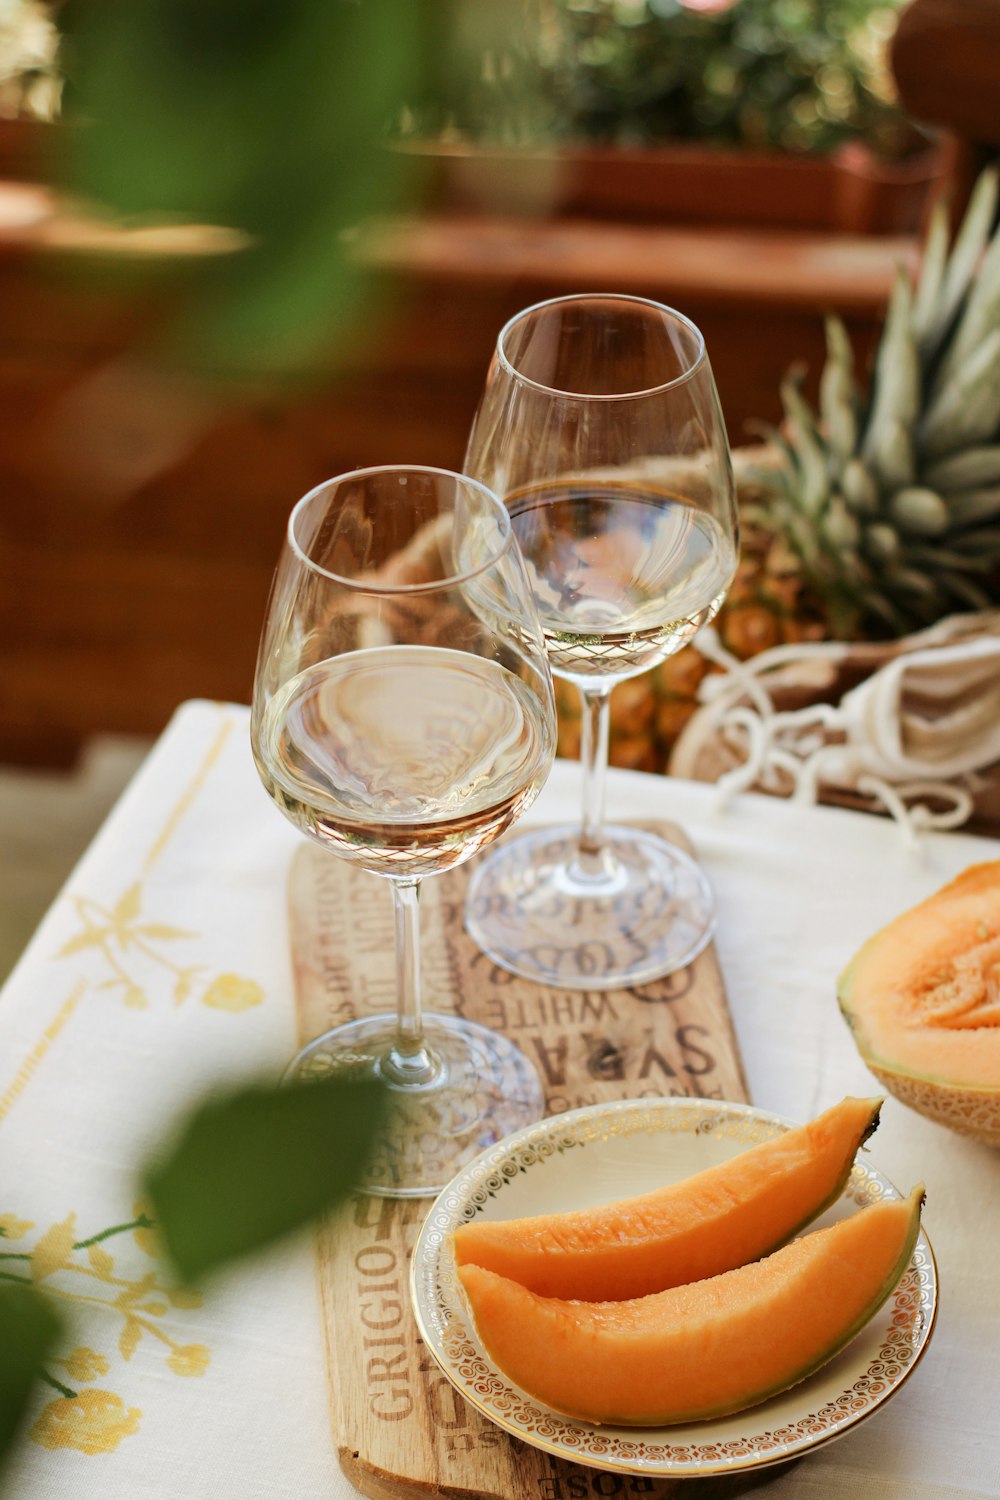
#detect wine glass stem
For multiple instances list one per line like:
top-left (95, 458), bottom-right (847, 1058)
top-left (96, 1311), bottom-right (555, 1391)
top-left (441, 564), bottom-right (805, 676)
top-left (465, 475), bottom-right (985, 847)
top-left (381, 876), bottom-right (441, 1090)
top-left (578, 684), bottom-right (611, 859)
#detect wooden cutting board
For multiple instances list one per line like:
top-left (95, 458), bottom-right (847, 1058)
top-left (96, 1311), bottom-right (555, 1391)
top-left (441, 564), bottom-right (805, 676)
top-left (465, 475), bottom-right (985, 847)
top-left (289, 824), bottom-right (757, 1500)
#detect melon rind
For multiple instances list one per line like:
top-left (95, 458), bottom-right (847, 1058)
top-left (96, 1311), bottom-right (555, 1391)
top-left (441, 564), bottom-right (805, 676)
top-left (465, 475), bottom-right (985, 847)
top-left (863, 1063), bottom-right (1000, 1147)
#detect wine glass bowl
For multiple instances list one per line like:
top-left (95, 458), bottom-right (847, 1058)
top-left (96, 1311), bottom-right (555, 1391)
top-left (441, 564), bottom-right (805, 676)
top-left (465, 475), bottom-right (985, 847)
top-left (463, 295), bottom-right (738, 990)
top-left (505, 476), bottom-right (734, 685)
top-left (251, 466), bottom-right (557, 1195)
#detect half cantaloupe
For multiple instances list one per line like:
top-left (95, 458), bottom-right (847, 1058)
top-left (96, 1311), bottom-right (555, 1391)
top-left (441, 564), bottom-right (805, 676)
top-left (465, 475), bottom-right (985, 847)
top-left (838, 861), bottom-right (1000, 1146)
top-left (458, 1187), bottom-right (924, 1427)
top-left (452, 1094), bottom-right (881, 1300)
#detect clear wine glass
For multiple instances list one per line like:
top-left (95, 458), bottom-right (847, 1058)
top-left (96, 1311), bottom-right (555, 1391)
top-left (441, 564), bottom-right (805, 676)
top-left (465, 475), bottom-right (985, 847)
top-left (463, 294), bottom-right (738, 990)
top-left (250, 466), bottom-right (557, 1196)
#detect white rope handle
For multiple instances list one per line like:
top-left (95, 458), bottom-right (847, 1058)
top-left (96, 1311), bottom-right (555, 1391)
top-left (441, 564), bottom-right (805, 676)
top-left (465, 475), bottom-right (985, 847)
top-left (691, 628), bottom-right (989, 846)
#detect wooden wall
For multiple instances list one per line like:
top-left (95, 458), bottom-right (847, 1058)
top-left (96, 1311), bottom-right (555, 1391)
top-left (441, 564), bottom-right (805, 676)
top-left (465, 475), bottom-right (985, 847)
top-left (0, 185), bottom-right (916, 766)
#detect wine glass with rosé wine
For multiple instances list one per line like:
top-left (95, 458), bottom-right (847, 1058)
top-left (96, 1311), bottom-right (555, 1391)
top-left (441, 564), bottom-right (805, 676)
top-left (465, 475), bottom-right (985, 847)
top-left (251, 465), bottom-right (558, 1195)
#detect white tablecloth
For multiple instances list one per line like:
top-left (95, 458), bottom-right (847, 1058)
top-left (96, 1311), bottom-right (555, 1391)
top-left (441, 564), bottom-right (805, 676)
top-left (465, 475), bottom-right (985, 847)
top-left (1, 699), bottom-right (998, 1498)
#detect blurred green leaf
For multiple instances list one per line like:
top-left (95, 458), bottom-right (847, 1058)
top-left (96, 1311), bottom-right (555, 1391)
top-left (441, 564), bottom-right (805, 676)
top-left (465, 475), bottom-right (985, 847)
top-left (58, 0), bottom-right (432, 377)
top-left (0, 1286), bottom-right (63, 1480)
top-left (143, 1074), bottom-right (387, 1285)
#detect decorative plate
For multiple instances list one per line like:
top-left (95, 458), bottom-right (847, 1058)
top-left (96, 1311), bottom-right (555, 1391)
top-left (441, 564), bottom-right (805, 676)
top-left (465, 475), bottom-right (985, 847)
top-left (410, 1097), bottom-right (937, 1479)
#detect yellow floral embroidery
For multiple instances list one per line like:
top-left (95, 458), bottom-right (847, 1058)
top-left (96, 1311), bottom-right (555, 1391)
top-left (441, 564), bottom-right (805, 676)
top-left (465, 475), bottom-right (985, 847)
top-left (31, 1214), bottom-right (77, 1281)
top-left (12, 1209), bottom-right (213, 1456)
top-left (202, 973), bottom-right (264, 1012)
top-left (0, 1213), bottom-right (34, 1239)
top-left (31, 1390), bottom-right (142, 1455)
top-left (88, 1244), bottom-right (114, 1279)
top-left (60, 1347), bottom-right (111, 1383)
top-left (57, 884), bottom-right (262, 1014)
top-left (166, 1344), bottom-right (210, 1377)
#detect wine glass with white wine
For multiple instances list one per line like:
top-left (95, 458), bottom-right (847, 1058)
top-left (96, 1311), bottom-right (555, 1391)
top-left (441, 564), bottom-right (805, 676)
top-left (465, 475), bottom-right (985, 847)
top-left (251, 466), bottom-right (557, 1195)
top-left (463, 294), bottom-right (738, 990)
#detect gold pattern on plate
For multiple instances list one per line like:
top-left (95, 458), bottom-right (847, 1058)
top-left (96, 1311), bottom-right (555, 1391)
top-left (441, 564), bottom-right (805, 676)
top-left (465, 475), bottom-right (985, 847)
top-left (411, 1097), bottom-right (938, 1479)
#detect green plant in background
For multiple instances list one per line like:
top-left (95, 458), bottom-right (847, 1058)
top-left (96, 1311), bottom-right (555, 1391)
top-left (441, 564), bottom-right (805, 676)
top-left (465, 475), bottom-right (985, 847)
top-left (13, 0), bottom-right (919, 166)
top-left (54, 0), bottom-right (450, 380)
top-left (401, 0), bottom-right (917, 160)
top-left (747, 168), bottom-right (1000, 641)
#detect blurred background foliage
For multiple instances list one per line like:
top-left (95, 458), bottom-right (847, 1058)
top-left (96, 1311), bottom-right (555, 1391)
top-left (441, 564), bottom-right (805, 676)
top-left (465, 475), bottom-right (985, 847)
top-left (0, 0), bottom-right (921, 377)
top-left (49, 0), bottom-right (442, 379)
top-left (403, 0), bottom-right (917, 160)
top-left (5, 1), bottom-right (919, 159)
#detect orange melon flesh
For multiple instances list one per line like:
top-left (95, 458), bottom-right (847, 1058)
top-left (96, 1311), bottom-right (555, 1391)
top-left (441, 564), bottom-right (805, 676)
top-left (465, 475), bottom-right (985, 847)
top-left (838, 862), bottom-right (1000, 1089)
top-left (452, 1095), bottom-right (880, 1300)
top-left (458, 1187), bottom-right (924, 1427)
top-left (838, 862), bottom-right (1000, 1144)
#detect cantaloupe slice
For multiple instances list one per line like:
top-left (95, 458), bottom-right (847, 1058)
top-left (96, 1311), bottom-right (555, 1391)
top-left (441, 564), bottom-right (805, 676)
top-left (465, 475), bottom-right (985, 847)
top-left (458, 1187), bottom-right (923, 1427)
top-left (838, 861), bottom-right (1000, 1145)
top-left (452, 1094), bottom-right (880, 1300)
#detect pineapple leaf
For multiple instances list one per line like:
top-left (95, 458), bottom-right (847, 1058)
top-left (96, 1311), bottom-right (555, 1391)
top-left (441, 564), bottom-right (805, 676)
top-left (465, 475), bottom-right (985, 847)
top-left (863, 523), bottom-right (900, 563)
top-left (936, 571), bottom-right (994, 610)
top-left (948, 526), bottom-right (1000, 559)
top-left (907, 543), bottom-right (993, 573)
top-left (833, 546), bottom-right (873, 588)
top-left (841, 457), bottom-right (879, 514)
top-left (819, 317), bottom-right (858, 461)
top-left (885, 565), bottom-right (943, 601)
top-left (887, 487), bottom-right (949, 537)
top-left (869, 416), bottom-right (916, 492)
top-left (932, 212), bottom-right (1000, 396)
top-left (821, 495), bottom-right (861, 550)
top-left (946, 486), bottom-right (1000, 529)
top-left (861, 591), bottom-right (909, 634)
top-left (920, 325), bottom-right (1000, 460)
top-left (923, 167), bottom-right (1000, 355)
top-left (862, 268), bottom-right (919, 467)
top-left (924, 445), bottom-right (1000, 492)
top-left (780, 370), bottom-right (827, 516)
top-left (913, 198), bottom-right (951, 348)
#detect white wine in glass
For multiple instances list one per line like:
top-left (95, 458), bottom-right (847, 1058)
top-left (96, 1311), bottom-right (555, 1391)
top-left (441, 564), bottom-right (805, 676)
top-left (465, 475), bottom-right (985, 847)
top-left (251, 466), bottom-right (557, 1196)
top-left (505, 478), bottom-right (733, 679)
top-left (464, 294), bottom-right (739, 990)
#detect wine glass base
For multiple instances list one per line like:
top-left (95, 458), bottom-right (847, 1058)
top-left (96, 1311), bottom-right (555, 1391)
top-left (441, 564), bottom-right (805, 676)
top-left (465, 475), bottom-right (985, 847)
top-left (465, 823), bottom-right (715, 991)
top-left (288, 1013), bottom-right (545, 1198)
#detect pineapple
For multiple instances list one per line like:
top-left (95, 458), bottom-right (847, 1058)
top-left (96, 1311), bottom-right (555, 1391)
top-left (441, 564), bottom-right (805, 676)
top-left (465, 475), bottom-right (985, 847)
top-left (556, 170), bottom-right (1000, 772)
top-left (753, 167), bottom-right (1000, 642)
